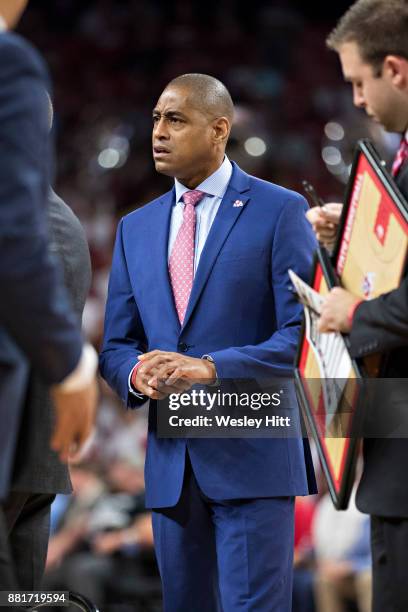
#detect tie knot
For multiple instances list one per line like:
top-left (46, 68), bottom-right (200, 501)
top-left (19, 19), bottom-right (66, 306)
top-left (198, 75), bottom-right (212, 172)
top-left (182, 190), bottom-right (205, 207)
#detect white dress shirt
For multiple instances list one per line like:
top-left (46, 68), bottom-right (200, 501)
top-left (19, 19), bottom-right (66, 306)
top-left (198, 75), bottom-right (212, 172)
top-left (170, 156), bottom-right (233, 272)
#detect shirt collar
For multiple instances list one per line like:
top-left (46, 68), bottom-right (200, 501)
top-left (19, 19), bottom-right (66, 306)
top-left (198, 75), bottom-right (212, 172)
top-left (174, 156), bottom-right (233, 204)
top-left (0, 16), bottom-right (7, 31)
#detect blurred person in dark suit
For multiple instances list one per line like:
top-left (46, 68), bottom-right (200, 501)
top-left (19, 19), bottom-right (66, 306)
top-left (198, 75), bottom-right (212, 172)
top-left (306, 1), bottom-right (408, 609)
top-left (0, 0), bottom-right (97, 590)
top-left (1, 93), bottom-right (93, 592)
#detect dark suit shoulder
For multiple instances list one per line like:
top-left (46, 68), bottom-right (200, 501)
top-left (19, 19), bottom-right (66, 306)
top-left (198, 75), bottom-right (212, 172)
top-left (248, 173), bottom-right (304, 200)
top-left (122, 189), bottom-right (173, 224)
top-left (0, 31), bottom-right (47, 81)
top-left (247, 174), bottom-right (308, 212)
top-left (47, 190), bottom-right (92, 320)
top-left (48, 189), bottom-right (88, 246)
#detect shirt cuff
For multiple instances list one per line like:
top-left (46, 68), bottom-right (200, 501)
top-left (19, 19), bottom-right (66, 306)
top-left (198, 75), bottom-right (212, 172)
top-left (128, 361), bottom-right (146, 398)
top-left (55, 343), bottom-right (97, 393)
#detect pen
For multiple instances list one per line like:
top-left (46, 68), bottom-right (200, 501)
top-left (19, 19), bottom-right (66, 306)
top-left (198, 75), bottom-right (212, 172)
top-left (302, 179), bottom-right (325, 208)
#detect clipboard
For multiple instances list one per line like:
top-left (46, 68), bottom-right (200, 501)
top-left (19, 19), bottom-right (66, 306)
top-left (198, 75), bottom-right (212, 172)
top-left (333, 139), bottom-right (408, 299)
top-left (293, 248), bottom-right (364, 509)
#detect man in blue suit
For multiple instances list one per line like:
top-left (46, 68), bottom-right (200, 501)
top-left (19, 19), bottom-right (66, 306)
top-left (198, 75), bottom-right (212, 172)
top-left (100, 73), bottom-right (317, 611)
top-left (0, 0), bottom-right (97, 590)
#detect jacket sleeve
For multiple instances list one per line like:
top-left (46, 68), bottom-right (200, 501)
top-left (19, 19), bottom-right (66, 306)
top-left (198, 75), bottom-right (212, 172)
top-left (349, 277), bottom-right (408, 358)
top-left (99, 218), bottom-right (148, 408)
top-left (0, 36), bottom-right (82, 383)
top-left (210, 194), bottom-right (317, 378)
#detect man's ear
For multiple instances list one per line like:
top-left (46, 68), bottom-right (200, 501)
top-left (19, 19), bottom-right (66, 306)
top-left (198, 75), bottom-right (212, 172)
top-left (213, 117), bottom-right (230, 144)
top-left (383, 55), bottom-right (408, 89)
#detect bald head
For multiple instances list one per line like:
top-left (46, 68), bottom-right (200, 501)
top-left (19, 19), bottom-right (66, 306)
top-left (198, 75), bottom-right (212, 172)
top-left (165, 73), bottom-right (234, 123)
top-left (152, 73), bottom-right (234, 187)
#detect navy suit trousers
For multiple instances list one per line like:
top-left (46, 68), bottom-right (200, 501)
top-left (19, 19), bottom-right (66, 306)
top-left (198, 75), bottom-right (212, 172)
top-left (152, 454), bottom-right (295, 612)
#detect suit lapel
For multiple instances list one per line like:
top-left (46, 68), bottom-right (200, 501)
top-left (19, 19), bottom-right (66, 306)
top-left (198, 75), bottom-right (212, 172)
top-left (181, 165), bottom-right (251, 330)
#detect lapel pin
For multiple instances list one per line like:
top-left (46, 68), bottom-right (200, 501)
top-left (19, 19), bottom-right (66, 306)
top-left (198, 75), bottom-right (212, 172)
top-left (233, 199), bottom-right (244, 207)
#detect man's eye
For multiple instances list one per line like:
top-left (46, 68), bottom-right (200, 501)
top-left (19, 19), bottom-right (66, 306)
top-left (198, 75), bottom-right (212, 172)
top-left (170, 117), bottom-right (181, 124)
top-left (153, 116), bottom-right (159, 123)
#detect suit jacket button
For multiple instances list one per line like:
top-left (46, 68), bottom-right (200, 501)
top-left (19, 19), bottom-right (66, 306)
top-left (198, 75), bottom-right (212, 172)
top-left (178, 342), bottom-right (188, 352)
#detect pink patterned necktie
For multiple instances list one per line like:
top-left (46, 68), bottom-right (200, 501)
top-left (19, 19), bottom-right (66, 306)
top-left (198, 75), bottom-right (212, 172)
top-left (169, 190), bottom-right (205, 323)
top-left (392, 137), bottom-right (408, 177)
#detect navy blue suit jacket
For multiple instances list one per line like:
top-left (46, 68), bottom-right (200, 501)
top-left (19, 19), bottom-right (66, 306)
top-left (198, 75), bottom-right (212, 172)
top-left (100, 163), bottom-right (318, 508)
top-left (0, 32), bottom-right (83, 498)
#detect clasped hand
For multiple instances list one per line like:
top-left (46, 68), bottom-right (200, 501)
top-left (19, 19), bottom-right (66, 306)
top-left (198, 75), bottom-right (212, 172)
top-left (133, 350), bottom-right (216, 399)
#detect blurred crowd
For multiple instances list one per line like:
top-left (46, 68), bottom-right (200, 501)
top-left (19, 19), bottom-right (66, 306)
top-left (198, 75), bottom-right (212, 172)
top-left (293, 480), bottom-right (371, 612)
top-left (18, 0), bottom-right (389, 352)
